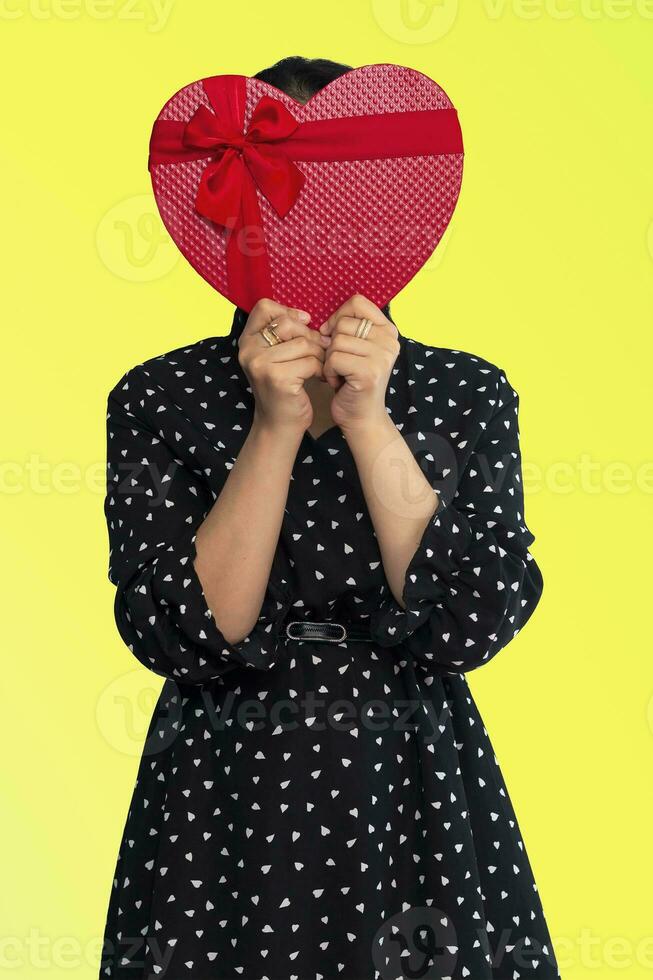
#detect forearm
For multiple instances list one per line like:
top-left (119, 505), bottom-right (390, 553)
top-left (344, 417), bottom-right (441, 608)
top-left (193, 417), bottom-right (302, 644)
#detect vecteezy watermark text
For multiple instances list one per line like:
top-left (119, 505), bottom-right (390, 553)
top-left (371, 0), bottom-right (653, 46)
top-left (96, 671), bottom-right (455, 756)
top-left (0, 0), bottom-right (174, 31)
top-left (3, 452), bottom-right (653, 498)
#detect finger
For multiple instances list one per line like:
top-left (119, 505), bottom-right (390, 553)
top-left (253, 315), bottom-right (325, 351)
top-left (263, 333), bottom-right (328, 367)
top-left (323, 350), bottom-right (366, 389)
top-left (242, 298), bottom-right (311, 336)
top-left (319, 293), bottom-right (391, 337)
top-left (324, 333), bottom-right (379, 361)
top-left (291, 354), bottom-right (328, 384)
top-left (328, 315), bottom-right (398, 352)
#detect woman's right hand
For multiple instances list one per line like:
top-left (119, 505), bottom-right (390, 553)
top-left (237, 299), bottom-right (330, 437)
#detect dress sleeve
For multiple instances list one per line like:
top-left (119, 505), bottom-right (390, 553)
top-left (104, 367), bottom-right (294, 685)
top-left (367, 369), bottom-right (543, 673)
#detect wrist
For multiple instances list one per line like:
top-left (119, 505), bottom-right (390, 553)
top-left (249, 414), bottom-right (305, 452)
top-left (340, 412), bottom-right (397, 446)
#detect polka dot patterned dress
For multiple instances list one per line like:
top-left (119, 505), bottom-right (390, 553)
top-left (100, 314), bottom-right (560, 980)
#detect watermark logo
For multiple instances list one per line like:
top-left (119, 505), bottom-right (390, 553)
top-left (422, 226), bottom-right (454, 275)
top-left (370, 430), bottom-right (459, 519)
top-left (372, 906), bottom-right (459, 978)
top-left (371, 0), bottom-right (460, 43)
top-left (95, 669), bottom-right (181, 756)
top-left (96, 194), bottom-right (179, 282)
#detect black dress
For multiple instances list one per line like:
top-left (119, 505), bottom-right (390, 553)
top-left (100, 315), bottom-right (560, 980)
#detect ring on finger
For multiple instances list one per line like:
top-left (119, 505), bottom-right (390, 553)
top-left (355, 317), bottom-right (374, 340)
top-left (261, 321), bottom-right (282, 347)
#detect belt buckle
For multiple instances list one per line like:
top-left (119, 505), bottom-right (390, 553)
top-left (285, 620), bottom-right (347, 644)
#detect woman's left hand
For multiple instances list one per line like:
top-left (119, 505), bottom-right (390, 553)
top-left (319, 294), bottom-right (400, 435)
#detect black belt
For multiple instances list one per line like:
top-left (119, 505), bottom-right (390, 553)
top-left (282, 618), bottom-right (373, 644)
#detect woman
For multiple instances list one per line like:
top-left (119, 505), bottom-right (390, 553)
top-left (100, 58), bottom-right (560, 980)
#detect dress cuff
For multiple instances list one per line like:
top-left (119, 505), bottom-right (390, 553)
top-left (147, 525), bottom-right (294, 676)
top-left (367, 498), bottom-right (470, 649)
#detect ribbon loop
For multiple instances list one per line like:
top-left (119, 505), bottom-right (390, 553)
top-left (181, 91), bottom-right (305, 227)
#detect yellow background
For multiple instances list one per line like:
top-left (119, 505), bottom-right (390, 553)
top-left (2, 1), bottom-right (652, 977)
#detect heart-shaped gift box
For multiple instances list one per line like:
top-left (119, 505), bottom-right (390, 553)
top-left (148, 63), bottom-right (464, 327)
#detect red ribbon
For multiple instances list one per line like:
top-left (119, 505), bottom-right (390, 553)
top-left (149, 74), bottom-right (464, 311)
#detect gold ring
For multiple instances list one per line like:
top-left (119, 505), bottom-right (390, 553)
top-left (261, 321), bottom-right (282, 346)
top-left (355, 317), bottom-right (373, 340)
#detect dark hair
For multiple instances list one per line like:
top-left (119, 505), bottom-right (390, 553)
top-left (253, 55), bottom-right (353, 105)
top-left (231, 56), bottom-right (392, 329)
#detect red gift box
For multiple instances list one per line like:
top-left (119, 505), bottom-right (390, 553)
top-left (149, 63), bottom-right (464, 327)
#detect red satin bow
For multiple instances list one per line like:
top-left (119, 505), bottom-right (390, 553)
top-left (182, 96), bottom-right (305, 227)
